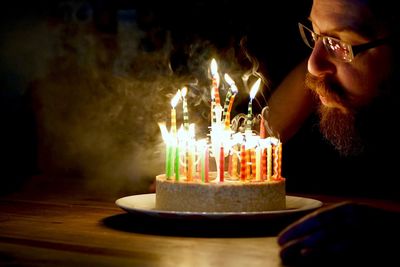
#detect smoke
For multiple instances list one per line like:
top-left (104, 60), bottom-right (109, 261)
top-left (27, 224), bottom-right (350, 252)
top-left (5, 3), bottom-right (271, 198)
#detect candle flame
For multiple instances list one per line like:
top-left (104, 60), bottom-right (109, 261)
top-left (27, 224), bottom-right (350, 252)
top-left (189, 123), bottom-right (195, 138)
top-left (266, 136), bottom-right (280, 145)
top-left (246, 135), bottom-right (259, 149)
top-left (177, 125), bottom-right (186, 143)
top-left (224, 73), bottom-right (238, 94)
top-left (158, 122), bottom-right (171, 143)
top-left (197, 139), bottom-right (208, 151)
top-left (181, 87), bottom-right (187, 97)
top-left (210, 58), bottom-right (218, 77)
top-left (171, 90), bottom-right (181, 108)
top-left (249, 78), bottom-right (261, 99)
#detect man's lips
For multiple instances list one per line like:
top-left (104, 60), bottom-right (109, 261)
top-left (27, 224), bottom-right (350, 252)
top-left (317, 92), bottom-right (336, 107)
top-left (316, 92), bottom-right (348, 113)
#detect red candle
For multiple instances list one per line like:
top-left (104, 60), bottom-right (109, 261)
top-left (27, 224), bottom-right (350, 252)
top-left (240, 144), bottom-right (247, 181)
top-left (219, 146), bottom-right (224, 182)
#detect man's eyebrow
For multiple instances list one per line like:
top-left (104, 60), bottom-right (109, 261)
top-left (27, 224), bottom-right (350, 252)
top-left (309, 17), bottom-right (371, 38)
top-left (333, 25), bottom-right (377, 39)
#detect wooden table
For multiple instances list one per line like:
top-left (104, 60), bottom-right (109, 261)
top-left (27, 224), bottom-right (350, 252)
top-left (1, 176), bottom-right (400, 267)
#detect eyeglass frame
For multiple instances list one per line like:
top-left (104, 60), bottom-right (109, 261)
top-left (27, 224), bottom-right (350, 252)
top-left (298, 22), bottom-right (391, 62)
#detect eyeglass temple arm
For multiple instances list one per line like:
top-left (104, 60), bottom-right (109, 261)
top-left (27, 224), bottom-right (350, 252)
top-left (352, 37), bottom-right (392, 56)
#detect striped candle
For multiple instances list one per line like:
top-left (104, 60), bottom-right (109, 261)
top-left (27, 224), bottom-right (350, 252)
top-left (222, 89), bottom-right (232, 122)
top-left (267, 143), bottom-right (272, 181)
top-left (170, 90), bottom-right (180, 135)
top-left (246, 78), bottom-right (261, 132)
top-left (181, 87), bottom-right (189, 131)
top-left (274, 142), bottom-right (282, 178)
top-left (251, 148), bottom-right (256, 179)
top-left (210, 59), bottom-right (220, 105)
top-left (223, 74), bottom-right (238, 130)
top-left (181, 87), bottom-right (190, 180)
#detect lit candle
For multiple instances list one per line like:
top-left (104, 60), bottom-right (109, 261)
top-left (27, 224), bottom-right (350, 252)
top-left (223, 74), bottom-right (238, 130)
top-left (158, 123), bottom-right (173, 179)
top-left (246, 78), bottom-right (261, 132)
top-left (210, 58), bottom-right (221, 105)
top-left (181, 87), bottom-right (189, 131)
top-left (171, 90), bottom-right (181, 135)
top-left (210, 59), bottom-right (222, 125)
top-left (181, 87), bottom-right (191, 179)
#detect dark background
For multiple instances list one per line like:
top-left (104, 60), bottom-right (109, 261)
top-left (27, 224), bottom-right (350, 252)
top-left (0, 0), bottom-right (311, 196)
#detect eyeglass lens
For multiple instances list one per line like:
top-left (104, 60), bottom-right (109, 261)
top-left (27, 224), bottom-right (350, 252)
top-left (299, 23), bottom-right (353, 62)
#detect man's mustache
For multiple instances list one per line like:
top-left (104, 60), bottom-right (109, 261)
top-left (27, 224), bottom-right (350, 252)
top-left (305, 73), bottom-right (343, 105)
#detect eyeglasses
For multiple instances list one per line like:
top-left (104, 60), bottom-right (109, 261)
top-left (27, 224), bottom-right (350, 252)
top-left (298, 22), bottom-right (391, 62)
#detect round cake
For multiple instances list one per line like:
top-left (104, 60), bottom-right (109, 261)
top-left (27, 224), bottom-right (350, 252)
top-left (155, 173), bottom-right (286, 212)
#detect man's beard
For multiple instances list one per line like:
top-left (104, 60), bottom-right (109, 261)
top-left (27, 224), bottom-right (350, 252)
top-left (318, 105), bottom-right (364, 156)
top-left (305, 73), bottom-right (364, 156)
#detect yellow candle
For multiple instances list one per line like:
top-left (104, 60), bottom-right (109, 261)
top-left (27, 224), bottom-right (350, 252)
top-left (267, 144), bottom-right (272, 181)
top-left (256, 146), bottom-right (261, 181)
top-left (231, 147), bottom-right (238, 178)
top-left (273, 143), bottom-right (279, 179)
top-left (170, 90), bottom-right (180, 135)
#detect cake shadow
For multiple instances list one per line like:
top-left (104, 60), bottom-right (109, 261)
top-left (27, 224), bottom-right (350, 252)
top-left (102, 212), bottom-right (308, 237)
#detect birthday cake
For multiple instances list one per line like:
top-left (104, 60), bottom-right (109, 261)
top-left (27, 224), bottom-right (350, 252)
top-left (155, 58), bottom-right (286, 212)
top-left (156, 173), bottom-right (285, 212)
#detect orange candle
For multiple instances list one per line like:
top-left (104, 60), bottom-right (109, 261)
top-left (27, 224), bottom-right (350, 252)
top-left (251, 148), bottom-right (256, 179)
top-left (261, 147), bottom-right (267, 181)
top-left (240, 144), bottom-right (247, 181)
top-left (260, 116), bottom-right (266, 138)
top-left (267, 143), bottom-right (272, 181)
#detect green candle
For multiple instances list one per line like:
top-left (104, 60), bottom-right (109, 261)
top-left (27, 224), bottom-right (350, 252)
top-left (166, 144), bottom-right (173, 179)
top-left (174, 144), bottom-right (180, 181)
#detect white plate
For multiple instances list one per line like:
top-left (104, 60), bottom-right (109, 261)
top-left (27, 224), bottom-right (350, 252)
top-left (115, 193), bottom-right (323, 220)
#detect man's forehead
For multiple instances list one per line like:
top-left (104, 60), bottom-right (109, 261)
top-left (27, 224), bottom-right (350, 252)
top-left (311, 0), bottom-right (376, 37)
